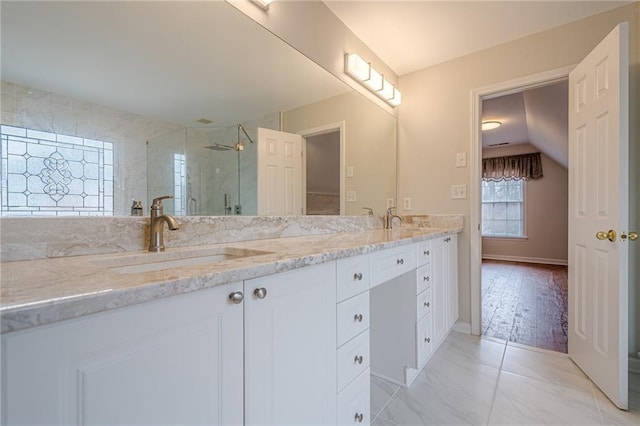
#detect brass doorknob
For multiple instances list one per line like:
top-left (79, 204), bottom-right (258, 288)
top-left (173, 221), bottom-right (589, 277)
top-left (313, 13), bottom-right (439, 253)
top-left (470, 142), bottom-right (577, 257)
top-left (596, 229), bottom-right (617, 242)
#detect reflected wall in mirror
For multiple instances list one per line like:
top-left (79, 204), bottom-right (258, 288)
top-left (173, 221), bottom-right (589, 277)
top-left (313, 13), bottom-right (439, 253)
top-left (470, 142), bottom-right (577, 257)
top-left (1, 1), bottom-right (396, 217)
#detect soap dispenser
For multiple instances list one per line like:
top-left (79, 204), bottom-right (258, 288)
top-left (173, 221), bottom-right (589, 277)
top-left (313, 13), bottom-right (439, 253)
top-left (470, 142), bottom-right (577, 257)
top-left (131, 199), bottom-right (143, 216)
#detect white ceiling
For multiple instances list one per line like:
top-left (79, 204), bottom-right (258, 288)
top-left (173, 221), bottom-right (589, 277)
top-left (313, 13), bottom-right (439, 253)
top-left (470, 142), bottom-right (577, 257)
top-left (324, 1), bottom-right (633, 76)
top-left (482, 80), bottom-right (569, 168)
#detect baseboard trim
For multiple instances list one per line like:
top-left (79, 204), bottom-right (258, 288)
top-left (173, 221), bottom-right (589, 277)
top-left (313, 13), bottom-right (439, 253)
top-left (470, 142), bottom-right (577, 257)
top-left (452, 321), bottom-right (471, 334)
top-left (630, 355), bottom-right (640, 374)
top-left (482, 254), bottom-right (568, 266)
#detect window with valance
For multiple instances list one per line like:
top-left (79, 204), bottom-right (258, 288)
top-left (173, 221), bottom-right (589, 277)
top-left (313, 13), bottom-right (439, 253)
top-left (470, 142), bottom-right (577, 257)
top-left (481, 152), bottom-right (543, 238)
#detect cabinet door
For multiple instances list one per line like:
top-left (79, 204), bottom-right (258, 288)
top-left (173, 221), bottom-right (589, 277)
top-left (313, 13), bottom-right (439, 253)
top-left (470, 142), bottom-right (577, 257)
top-left (1, 283), bottom-right (244, 426)
top-left (244, 262), bottom-right (337, 425)
top-left (431, 236), bottom-right (447, 347)
top-left (446, 234), bottom-right (459, 328)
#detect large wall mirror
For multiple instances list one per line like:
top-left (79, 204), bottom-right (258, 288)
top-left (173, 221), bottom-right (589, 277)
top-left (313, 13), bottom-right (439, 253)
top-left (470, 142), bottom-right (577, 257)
top-left (1, 1), bottom-right (396, 217)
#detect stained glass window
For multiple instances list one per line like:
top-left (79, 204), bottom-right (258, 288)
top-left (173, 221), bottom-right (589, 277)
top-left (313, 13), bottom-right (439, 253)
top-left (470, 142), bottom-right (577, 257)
top-left (1, 125), bottom-right (114, 216)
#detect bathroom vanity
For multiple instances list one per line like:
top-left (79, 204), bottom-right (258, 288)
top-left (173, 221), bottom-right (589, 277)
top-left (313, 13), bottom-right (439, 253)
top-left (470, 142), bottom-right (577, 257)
top-left (0, 217), bottom-right (461, 425)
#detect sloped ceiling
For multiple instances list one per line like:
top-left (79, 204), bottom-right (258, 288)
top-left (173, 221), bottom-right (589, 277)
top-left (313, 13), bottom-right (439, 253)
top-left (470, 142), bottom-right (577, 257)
top-left (482, 81), bottom-right (568, 168)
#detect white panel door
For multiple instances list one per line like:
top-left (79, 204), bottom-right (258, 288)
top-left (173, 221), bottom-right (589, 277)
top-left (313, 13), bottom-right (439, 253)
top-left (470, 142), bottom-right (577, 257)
top-left (257, 127), bottom-right (302, 215)
top-left (1, 283), bottom-right (245, 425)
top-left (568, 23), bottom-right (629, 409)
top-left (244, 262), bottom-right (337, 425)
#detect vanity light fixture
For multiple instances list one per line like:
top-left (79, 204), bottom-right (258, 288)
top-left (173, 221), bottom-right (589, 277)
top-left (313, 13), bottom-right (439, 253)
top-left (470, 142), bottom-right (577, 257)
top-left (250, 0), bottom-right (274, 11)
top-left (345, 53), bottom-right (402, 107)
top-left (481, 121), bottom-right (502, 131)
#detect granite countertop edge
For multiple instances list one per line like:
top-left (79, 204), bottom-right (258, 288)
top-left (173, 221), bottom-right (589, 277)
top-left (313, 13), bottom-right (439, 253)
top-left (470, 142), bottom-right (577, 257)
top-left (1, 227), bottom-right (461, 333)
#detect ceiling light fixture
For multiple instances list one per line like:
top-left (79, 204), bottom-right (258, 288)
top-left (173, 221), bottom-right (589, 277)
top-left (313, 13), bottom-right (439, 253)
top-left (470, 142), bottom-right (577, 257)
top-left (482, 121), bottom-right (502, 131)
top-left (250, 0), bottom-right (274, 11)
top-left (345, 53), bottom-right (402, 107)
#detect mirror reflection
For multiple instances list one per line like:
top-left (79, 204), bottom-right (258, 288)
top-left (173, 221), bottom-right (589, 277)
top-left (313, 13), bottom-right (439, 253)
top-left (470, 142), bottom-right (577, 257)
top-left (1, 1), bottom-right (396, 217)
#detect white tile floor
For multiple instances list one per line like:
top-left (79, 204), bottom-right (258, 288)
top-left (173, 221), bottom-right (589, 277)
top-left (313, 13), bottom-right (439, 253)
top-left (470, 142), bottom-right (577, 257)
top-left (372, 331), bottom-right (640, 425)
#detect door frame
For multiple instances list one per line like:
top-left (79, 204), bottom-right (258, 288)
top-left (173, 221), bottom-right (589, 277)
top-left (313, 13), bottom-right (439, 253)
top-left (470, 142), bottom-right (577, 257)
top-left (297, 121), bottom-right (346, 215)
top-left (469, 66), bottom-right (575, 335)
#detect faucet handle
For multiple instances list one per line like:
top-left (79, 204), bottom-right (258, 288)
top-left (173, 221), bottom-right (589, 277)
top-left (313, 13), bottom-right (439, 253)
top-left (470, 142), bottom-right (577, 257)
top-left (362, 207), bottom-right (374, 215)
top-left (151, 195), bottom-right (173, 209)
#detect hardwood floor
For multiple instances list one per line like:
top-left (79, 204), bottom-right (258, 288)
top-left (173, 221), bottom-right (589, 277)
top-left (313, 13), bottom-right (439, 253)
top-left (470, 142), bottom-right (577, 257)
top-left (482, 260), bottom-right (568, 353)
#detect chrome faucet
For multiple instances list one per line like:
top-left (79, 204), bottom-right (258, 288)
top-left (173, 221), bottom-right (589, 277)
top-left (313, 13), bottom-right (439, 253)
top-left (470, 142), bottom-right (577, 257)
top-left (383, 207), bottom-right (404, 230)
top-left (148, 195), bottom-right (180, 252)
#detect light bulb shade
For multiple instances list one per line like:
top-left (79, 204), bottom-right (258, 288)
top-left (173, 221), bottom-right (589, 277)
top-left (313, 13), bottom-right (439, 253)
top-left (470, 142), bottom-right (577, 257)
top-left (377, 78), bottom-right (395, 100)
top-left (482, 121), bottom-right (502, 131)
top-left (389, 89), bottom-right (402, 107)
top-left (345, 53), bottom-right (370, 82)
top-left (345, 52), bottom-right (402, 107)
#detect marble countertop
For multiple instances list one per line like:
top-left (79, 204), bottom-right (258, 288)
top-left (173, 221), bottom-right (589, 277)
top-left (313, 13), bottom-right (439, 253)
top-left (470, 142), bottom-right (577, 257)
top-left (1, 226), bottom-right (460, 333)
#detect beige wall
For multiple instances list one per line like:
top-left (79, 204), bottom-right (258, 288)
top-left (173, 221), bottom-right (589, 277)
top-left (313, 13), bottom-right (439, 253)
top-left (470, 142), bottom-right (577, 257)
top-left (481, 144), bottom-right (568, 264)
top-left (283, 92), bottom-right (397, 215)
top-left (397, 2), bottom-right (639, 356)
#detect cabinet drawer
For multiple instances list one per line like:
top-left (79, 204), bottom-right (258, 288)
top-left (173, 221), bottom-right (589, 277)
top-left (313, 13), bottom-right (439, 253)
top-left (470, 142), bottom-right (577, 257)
top-left (337, 367), bottom-right (370, 426)
top-left (337, 292), bottom-right (370, 348)
top-left (370, 245), bottom-right (416, 288)
top-left (417, 240), bottom-right (432, 267)
top-left (337, 330), bottom-right (370, 392)
top-left (416, 313), bottom-right (433, 368)
top-left (337, 254), bottom-right (371, 302)
top-left (416, 288), bottom-right (431, 321)
top-left (416, 263), bottom-right (431, 295)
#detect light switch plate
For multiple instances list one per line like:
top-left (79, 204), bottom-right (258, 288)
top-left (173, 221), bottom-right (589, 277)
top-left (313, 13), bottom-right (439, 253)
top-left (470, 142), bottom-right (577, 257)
top-left (456, 153), bottom-right (467, 168)
top-left (386, 198), bottom-right (394, 208)
top-left (346, 165), bottom-right (354, 178)
top-left (403, 197), bottom-right (412, 210)
top-left (347, 191), bottom-right (357, 202)
top-left (451, 184), bottom-right (467, 199)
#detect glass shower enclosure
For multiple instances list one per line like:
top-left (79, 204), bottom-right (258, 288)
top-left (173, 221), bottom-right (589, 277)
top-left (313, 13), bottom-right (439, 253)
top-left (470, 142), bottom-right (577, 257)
top-left (147, 125), bottom-right (257, 216)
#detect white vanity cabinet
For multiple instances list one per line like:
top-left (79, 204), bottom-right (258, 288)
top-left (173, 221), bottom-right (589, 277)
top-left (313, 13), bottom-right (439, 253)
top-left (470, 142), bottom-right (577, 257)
top-left (431, 234), bottom-right (459, 348)
top-left (1, 282), bottom-right (245, 426)
top-left (244, 262), bottom-right (337, 425)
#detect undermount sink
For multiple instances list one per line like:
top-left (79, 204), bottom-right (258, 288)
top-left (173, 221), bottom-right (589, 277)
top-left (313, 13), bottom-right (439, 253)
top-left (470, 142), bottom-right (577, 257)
top-left (91, 247), bottom-right (273, 274)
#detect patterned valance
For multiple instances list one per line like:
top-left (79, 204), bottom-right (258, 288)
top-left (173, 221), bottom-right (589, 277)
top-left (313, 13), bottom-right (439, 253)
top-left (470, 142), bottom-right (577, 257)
top-left (482, 152), bottom-right (543, 181)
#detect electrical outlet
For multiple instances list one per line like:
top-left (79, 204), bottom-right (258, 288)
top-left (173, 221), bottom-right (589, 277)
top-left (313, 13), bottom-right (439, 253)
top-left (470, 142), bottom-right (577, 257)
top-left (451, 184), bottom-right (467, 199)
top-left (347, 191), bottom-right (357, 202)
top-left (386, 198), bottom-right (394, 208)
top-left (456, 153), bottom-right (467, 168)
top-left (403, 197), bottom-right (412, 210)
top-left (346, 165), bottom-right (354, 178)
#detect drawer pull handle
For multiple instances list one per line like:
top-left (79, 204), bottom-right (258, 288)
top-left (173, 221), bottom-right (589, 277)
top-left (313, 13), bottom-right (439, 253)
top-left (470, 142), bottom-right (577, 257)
top-left (425, 337), bottom-right (431, 343)
top-left (354, 355), bottom-right (364, 364)
top-left (424, 250), bottom-right (430, 256)
top-left (396, 258), bottom-right (404, 265)
top-left (253, 288), bottom-right (267, 299)
top-left (354, 314), bottom-right (363, 322)
top-left (423, 275), bottom-right (429, 281)
top-left (355, 413), bottom-right (364, 423)
top-left (424, 302), bottom-right (430, 308)
top-left (228, 291), bottom-right (244, 304)
top-left (353, 272), bottom-right (363, 281)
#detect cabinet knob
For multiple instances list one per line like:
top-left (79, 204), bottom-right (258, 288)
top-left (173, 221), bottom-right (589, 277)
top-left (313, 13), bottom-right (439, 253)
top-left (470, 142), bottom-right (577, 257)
top-left (354, 314), bottom-right (364, 322)
top-left (353, 272), bottom-right (363, 281)
top-left (396, 258), bottom-right (404, 265)
top-left (424, 250), bottom-right (430, 256)
top-left (355, 413), bottom-right (364, 423)
top-left (423, 275), bottom-right (429, 281)
top-left (354, 355), bottom-right (364, 364)
top-left (425, 337), bottom-right (431, 343)
top-left (253, 288), bottom-right (267, 299)
top-left (228, 291), bottom-right (244, 304)
top-left (424, 302), bottom-right (430, 308)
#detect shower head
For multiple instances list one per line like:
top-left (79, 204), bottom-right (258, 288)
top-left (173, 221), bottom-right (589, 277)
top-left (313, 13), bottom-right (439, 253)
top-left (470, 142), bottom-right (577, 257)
top-left (204, 143), bottom-right (236, 151)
